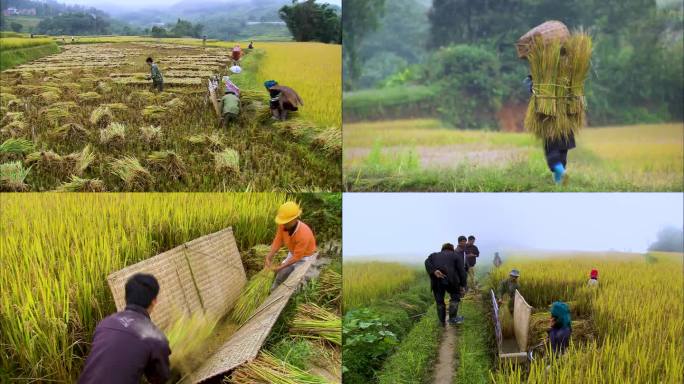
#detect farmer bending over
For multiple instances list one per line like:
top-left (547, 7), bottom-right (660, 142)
top-left (497, 269), bottom-right (520, 314)
top-left (465, 235), bottom-right (480, 289)
top-left (219, 90), bottom-right (241, 129)
top-left (425, 241), bottom-right (467, 326)
top-left (146, 57), bottom-right (164, 92)
top-left (264, 80), bottom-right (304, 121)
top-left (79, 273), bottom-right (170, 384)
top-left (265, 201), bottom-right (317, 290)
top-left (548, 301), bottom-right (572, 355)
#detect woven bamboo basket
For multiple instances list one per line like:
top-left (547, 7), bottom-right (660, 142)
top-left (516, 20), bottom-right (570, 59)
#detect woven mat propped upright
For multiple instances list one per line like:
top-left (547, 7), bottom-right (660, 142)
top-left (107, 227), bottom-right (246, 331)
top-left (513, 289), bottom-right (533, 351)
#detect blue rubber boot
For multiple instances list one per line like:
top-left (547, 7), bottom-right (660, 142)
top-left (552, 163), bottom-right (565, 184)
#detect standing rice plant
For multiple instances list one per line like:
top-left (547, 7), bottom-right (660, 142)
top-left (231, 269), bottom-right (276, 324)
top-left (147, 150), bottom-right (187, 180)
top-left (230, 351), bottom-right (330, 384)
top-left (290, 303), bottom-right (341, 346)
top-left (110, 156), bottom-right (153, 191)
top-left (214, 148), bottom-right (240, 174)
top-left (56, 175), bottom-right (106, 192)
top-left (0, 161), bottom-right (31, 191)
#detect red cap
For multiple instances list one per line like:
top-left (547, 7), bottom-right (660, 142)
top-left (590, 269), bottom-right (598, 278)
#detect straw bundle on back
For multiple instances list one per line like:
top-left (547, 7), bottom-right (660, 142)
top-left (523, 28), bottom-right (592, 141)
top-left (231, 269), bottom-right (275, 324)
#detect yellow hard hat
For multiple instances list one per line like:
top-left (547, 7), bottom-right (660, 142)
top-left (275, 201), bottom-right (302, 224)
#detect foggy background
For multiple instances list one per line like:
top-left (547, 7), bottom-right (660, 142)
top-left (343, 193), bottom-right (684, 263)
top-left (60, 0), bottom-right (341, 13)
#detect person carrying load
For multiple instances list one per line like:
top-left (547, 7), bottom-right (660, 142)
top-left (231, 44), bottom-right (242, 65)
top-left (264, 80), bottom-right (304, 121)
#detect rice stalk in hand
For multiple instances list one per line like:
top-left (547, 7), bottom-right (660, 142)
top-left (0, 138), bottom-right (35, 155)
top-left (147, 150), bottom-right (187, 180)
top-left (0, 161), bottom-right (31, 191)
top-left (110, 156), bottom-right (153, 191)
top-left (213, 148), bottom-right (240, 174)
top-left (100, 122), bottom-right (126, 145)
top-left (78, 92), bottom-right (101, 103)
top-left (51, 123), bottom-right (88, 141)
top-left (230, 351), bottom-right (330, 384)
top-left (90, 106), bottom-right (113, 127)
top-left (56, 175), bottom-right (106, 192)
top-left (231, 269), bottom-right (275, 324)
top-left (166, 311), bottom-right (220, 376)
top-left (140, 125), bottom-right (162, 147)
top-left (289, 303), bottom-right (341, 346)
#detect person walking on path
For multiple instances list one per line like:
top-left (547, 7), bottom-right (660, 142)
top-left (79, 274), bottom-right (170, 384)
top-left (264, 202), bottom-right (317, 290)
top-left (497, 269), bottom-right (520, 314)
top-left (465, 235), bottom-right (480, 289)
top-left (493, 252), bottom-right (502, 268)
top-left (425, 242), bottom-right (467, 326)
top-left (454, 235), bottom-right (468, 287)
top-left (264, 80), bottom-right (304, 121)
top-left (146, 57), bottom-right (164, 92)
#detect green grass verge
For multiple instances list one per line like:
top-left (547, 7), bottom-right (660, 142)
top-left (0, 42), bottom-right (60, 71)
top-left (377, 305), bottom-right (443, 384)
top-left (344, 86), bottom-right (437, 122)
top-left (454, 298), bottom-right (495, 384)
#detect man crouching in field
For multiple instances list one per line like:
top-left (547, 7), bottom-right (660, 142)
top-left (265, 201), bottom-right (317, 290)
top-left (425, 242), bottom-right (467, 326)
top-left (79, 273), bottom-right (170, 384)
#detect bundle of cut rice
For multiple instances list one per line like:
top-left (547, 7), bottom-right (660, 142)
top-left (231, 269), bottom-right (275, 324)
top-left (140, 125), bottom-right (162, 147)
top-left (0, 161), bottom-right (31, 191)
top-left (213, 148), bottom-right (240, 174)
top-left (110, 156), bottom-right (153, 191)
top-left (51, 123), bottom-right (88, 141)
top-left (289, 303), bottom-right (341, 346)
top-left (231, 351), bottom-right (330, 384)
top-left (147, 150), bottom-right (186, 180)
top-left (522, 28), bottom-right (592, 141)
top-left (90, 106), bottom-right (113, 127)
top-left (56, 175), bottom-right (106, 192)
top-left (527, 311), bottom-right (595, 349)
top-left (100, 122), bottom-right (126, 145)
top-left (0, 138), bottom-right (35, 156)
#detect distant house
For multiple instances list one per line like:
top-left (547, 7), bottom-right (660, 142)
top-left (2, 7), bottom-right (36, 16)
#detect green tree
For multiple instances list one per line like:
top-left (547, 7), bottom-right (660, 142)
top-left (429, 44), bottom-right (503, 128)
top-left (279, 0), bottom-right (341, 43)
top-left (10, 22), bottom-right (22, 33)
top-left (342, 0), bottom-right (386, 90)
top-left (150, 26), bottom-right (167, 38)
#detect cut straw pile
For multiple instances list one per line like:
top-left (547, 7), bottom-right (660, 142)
top-left (0, 161), bottom-right (31, 191)
top-left (231, 351), bottom-right (330, 384)
top-left (231, 269), bottom-right (275, 324)
top-left (110, 156), bottom-right (153, 191)
top-left (289, 303), bottom-right (341, 346)
top-left (317, 269), bottom-right (341, 307)
top-left (56, 175), bottom-right (106, 192)
top-left (525, 32), bottom-right (592, 141)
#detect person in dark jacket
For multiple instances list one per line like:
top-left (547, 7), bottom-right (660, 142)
top-left (465, 235), bottom-right (479, 288)
top-left (548, 301), bottom-right (572, 355)
top-left (79, 273), bottom-right (171, 384)
top-left (425, 241), bottom-right (467, 326)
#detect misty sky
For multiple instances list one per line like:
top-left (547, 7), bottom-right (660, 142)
top-left (61, 0), bottom-right (341, 10)
top-left (343, 193), bottom-right (684, 260)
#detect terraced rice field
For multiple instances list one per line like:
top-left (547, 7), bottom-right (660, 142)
top-left (0, 41), bottom-right (341, 191)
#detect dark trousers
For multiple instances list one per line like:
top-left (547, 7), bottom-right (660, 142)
top-left (220, 112), bottom-right (238, 128)
top-left (152, 80), bottom-right (163, 92)
top-left (544, 147), bottom-right (568, 171)
top-left (432, 283), bottom-right (461, 324)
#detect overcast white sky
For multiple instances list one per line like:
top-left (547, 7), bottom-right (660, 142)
top-left (61, 0), bottom-right (341, 10)
top-left (343, 193), bottom-right (684, 260)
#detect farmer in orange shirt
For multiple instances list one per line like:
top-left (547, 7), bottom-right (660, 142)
top-left (264, 201), bottom-right (317, 290)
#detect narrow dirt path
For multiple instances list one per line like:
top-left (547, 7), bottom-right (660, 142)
top-left (433, 322), bottom-right (457, 384)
